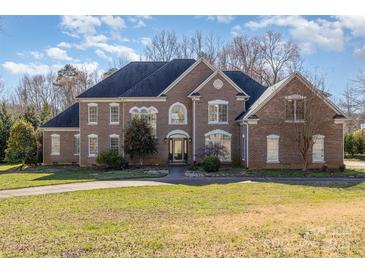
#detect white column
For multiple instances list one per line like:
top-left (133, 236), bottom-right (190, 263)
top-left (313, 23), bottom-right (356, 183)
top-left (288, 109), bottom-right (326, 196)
top-left (193, 99), bottom-right (196, 162)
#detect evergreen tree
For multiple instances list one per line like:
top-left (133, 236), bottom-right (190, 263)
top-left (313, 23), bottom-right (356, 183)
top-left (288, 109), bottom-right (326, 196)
top-left (21, 105), bottom-right (40, 129)
top-left (5, 119), bottom-right (37, 165)
top-left (124, 117), bottom-right (158, 165)
top-left (0, 102), bottom-right (13, 161)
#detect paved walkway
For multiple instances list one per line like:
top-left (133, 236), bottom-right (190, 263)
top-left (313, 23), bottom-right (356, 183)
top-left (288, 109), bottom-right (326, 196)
top-left (1, 165), bottom-right (365, 198)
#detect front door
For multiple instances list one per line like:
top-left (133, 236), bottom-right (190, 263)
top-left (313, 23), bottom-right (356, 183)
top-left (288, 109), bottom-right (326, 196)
top-left (168, 136), bottom-right (188, 163)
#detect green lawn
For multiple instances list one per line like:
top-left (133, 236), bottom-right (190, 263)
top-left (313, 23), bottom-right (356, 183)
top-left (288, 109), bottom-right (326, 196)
top-left (0, 163), bottom-right (22, 172)
top-left (0, 166), bottom-right (167, 190)
top-left (188, 166), bottom-right (365, 178)
top-left (1, 181), bottom-right (365, 257)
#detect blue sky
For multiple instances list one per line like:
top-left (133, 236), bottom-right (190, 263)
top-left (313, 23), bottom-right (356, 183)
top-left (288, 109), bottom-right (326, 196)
top-left (0, 15), bottom-right (365, 100)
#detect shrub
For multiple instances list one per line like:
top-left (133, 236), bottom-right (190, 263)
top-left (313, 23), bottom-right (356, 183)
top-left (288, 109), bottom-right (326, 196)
top-left (5, 119), bottom-right (37, 165)
top-left (96, 149), bottom-right (128, 169)
top-left (339, 164), bottom-right (345, 172)
top-left (202, 156), bottom-right (221, 172)
top-left (320, 164), bottom-right (328, 172)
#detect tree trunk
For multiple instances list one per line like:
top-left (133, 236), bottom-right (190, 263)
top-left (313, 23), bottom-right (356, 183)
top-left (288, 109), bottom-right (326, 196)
top-left (139, 156), bottom-right (143, 166)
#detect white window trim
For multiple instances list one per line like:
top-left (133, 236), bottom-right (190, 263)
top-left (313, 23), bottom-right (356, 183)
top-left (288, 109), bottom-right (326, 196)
top-left (129, 106), bottom-right (158, 114)
top-left (88, 103), bottom-right (98, 125)
top-left (285, 96), bottom-right (305, 123)
top-left (88, 134), bottom-right (98, 157)
top-left (168, 102), bottom-right (188, 125)
top-left (208, 100), bottom-right (229, 124)
top-left (73, 134), bottom-right (80, 156)
top-left (266, 134), bottom-right (280, 163)
top-left (109, 134), bottom-right (120, 153)
top-left (312, 134), bottom-right (325, 163)
top-left (50, 134), bottom-right (60, 156)
top-left (109, 103), bottom-right (120, 125)
top-left (166, 129), bottom-right (190, 138)
top-left (205, 129), bottom-right (232, 162)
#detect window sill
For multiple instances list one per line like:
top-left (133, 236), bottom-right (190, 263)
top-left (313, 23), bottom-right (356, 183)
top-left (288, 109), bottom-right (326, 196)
top-left (266, 160), bottom-right (280, 164)
top-left (313, 160), bottom-right (325, 164)
top-left (73, 154), bottom-right (80, 156)
top-left (109, 122), bottom-right (120, 125)
top-left (51, 153), bottom-right (60, 156)
top-left (285, 120), bottom-right (304, 123)
top-left (88, 122), bottom-right (98, 125)
top-left (208, 121), bottom-right (229, 125)
top-left (169, 122), bottom-right (188, 125)
top-left (88, 154), bottom-right (97, 158)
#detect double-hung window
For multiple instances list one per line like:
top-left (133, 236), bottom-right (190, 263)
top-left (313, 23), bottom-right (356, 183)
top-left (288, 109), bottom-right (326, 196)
top-left (267, 134), bottom-right (279, 163)
top-left (208, 100), bottom-right (228, 124)
top-left (88, 134), bottom-right (98, 157)
top-left (110, 103), bottom-right (119, 124)
top-left (51, 134), bottom-right (60, 155)
top-left (88, 103), bottom-right (98, 125)
top-left (312, 134), bottom-right (325, 163)
top-left (110, 134), bottom-right (120, 153)
top-left (285, 95), bottom-right (305, 122)
top-left (73, 134), bottom-right (80, 155)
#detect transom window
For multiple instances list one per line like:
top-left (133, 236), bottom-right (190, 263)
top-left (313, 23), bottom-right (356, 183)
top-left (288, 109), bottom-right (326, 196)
top-left (88, 134), bottom-right (98, 157)
top-left (169, 102), bottom-right (187, 124)
top-left (130, 106), bottom-right (158, 136)
top-left (51, 134), bottom-right (60, 155)
top-left (88, 103), bottom-right (98, 124)
top-left (73, 134), bottom-right (80, 155)
top-left (110, 134), bottom-right (120, 153)
top-left (285, 94), bottom-right (305, 122)
top-left (205, 130), bottom-right (232, 161)
top-left (208, 100), bottom-right (228, 124)
top-left (110, 103), bottom-right (119, 124)
top-left (267, 134), bottom-right (279, 163)
top-left (312, 134), bottom-right (325, 163)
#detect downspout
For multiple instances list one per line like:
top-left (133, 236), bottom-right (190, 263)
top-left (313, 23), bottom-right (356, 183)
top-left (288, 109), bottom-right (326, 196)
top-left (122, 100), bottom-right (125, 157)
top-left (193, 99), bottom-right (196, 162)
top-left (246, 123), bottom-right (249, 168)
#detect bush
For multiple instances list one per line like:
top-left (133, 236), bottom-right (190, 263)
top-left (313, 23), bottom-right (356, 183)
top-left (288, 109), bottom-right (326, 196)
top-left (202, 156), bottom-right (221, 172)
top-left (96, 149), bottom-right (128, 169)
top-left (339, 164), bottom-right (345, 172)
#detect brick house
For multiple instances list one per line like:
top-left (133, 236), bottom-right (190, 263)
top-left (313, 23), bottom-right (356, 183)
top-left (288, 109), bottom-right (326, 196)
top-left (41, 58), bottom-right (347, 168)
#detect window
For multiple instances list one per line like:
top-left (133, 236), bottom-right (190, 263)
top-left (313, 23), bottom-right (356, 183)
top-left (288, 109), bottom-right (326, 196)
top-left (130, 106), bottom-right (158, 136)
top-left (110, 134), bottom-right (119, 153)
top-left (51, 134), bottom-right (60, 155)
top-left (74, 134), bottom-right (80, 155)
top-left (208, 100), bottom-right (228, 124)
top-left (285, 95), bottom-right (305, 122)
top-left (205, 130), bottom-right (231, 161)
top-left (312, 134), bottom-right (325, 163)
top-left (169, 102), bottom-right (187, 124)
top-left (110, 103), bottom-right (119, 124)
top-left (88, 134), bottom-right (98, 157)
top-left (267, 134), bottom-right (279, 163)
top-left (88, 103), bottom-right (98, 124)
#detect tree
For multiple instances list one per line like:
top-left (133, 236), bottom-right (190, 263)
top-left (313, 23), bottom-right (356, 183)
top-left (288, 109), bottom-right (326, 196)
top-left (124, 117), bottom-right (157, 165)
top-left (345, 133), bottom-right (356, 156)
top-left (144, 30), bottom-right (180, 61)
top-left (0, 102), bottom-right (13, 161)
top-left (21, 105), bottom-right (40, 129)
top-left (258, 31), bottom-right (302, 86)
top-left (5, 119), bottom-right (37, 165)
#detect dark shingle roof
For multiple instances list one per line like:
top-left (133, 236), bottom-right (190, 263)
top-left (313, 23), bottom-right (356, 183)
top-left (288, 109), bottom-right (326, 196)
top-left (334, 114), bottom-right (346, 119)
top-left (122, 59), bottom-right (196, 97)
top-left (224, 71), bottom-right (267, 109)
top-left (77, 61), bottom-right (167, 98)
top-left (42, 103), bottom-right (79, 128)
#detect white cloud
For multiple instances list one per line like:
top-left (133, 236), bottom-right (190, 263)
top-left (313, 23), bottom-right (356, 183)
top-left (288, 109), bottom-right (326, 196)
top-left (231, 25), bottom-right (243, 36)
top-left (61, 15), bottom-right (101, 35)
top-left (17, 51), bottom-right (44, 60)
top-left (245, 16), bottom-right (344, 53)
top-left (207, 16), bottom-right (235, 24)
top-left (95, 49), bottom-right (112, 62)
top-left (2, 61), bottom-right (53, 75)
top-left (128, 16), bottom-right (152, 28)
top-left (46, 47), bottom-right (74, 61)
top-left (337, 16), bottom-right (365, 37)
top-left (57, 42), bottom-right (72, 49)
top-left (354, 45), bottom-right (365, 60)
top-left (140, 37), bottom-right (152, 46)
top-left (101, 15), bottom-right (126, 30)
top-left (74, 61), bottom-right (99, 72)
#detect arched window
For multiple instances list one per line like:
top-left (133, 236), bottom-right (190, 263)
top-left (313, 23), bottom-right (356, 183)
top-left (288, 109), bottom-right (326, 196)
top-left (169, 102), bottom-right (187, 125)
top-left (204, 129), bottom-right (232, 161)
top-left (129, 106), bottom-right (158, 136)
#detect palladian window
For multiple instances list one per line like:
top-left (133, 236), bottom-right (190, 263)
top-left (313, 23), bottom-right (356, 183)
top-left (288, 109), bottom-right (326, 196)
top-left (204, 129), bottom-right (232, 161)
top-left (130, 106), bottom-right (158, 136)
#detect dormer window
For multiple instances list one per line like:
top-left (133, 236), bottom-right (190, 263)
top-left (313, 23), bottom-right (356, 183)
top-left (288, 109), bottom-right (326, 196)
top-left (285, 94), bottom-right (305, 122)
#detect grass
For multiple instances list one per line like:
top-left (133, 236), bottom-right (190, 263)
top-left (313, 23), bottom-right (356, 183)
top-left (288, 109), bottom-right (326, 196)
top-left (187, 166), bottom-right (365, 178)
top-left (0, 163), bottom-right (22, 172)
top-left (1, 181), bottom-right (365, 257)
top-left (0, 165), bottom-right (167, 190)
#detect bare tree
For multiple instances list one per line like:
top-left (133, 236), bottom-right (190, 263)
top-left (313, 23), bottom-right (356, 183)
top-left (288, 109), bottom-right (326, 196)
top-left (0, 76), bottom-right (4, 97)
top-left (352, 71), bottom-right (365, 113)
top-left (144, 30), bottom-right (180, 61)
top-left (259, 31), bottom-right (302, 86)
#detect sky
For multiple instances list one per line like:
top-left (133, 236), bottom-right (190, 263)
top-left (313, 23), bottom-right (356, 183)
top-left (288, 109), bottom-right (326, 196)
top-left (0, 15), bottom-right (365, 101)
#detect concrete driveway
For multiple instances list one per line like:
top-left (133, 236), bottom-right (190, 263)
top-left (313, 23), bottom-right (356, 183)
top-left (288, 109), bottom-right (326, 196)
top-left (345, 160), bottom-right (365, 169)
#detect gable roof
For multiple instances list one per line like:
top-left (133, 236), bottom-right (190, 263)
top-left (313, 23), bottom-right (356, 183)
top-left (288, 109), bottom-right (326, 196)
top-left (223, 71), bottom-right (267, 109)
top-left (122, 59), bottom-right (196, 97)
top-left (77, 61), bottom-right (167, 98)
top-left (241, 72), bottom-right (347, 121)
top-left (42, 103), bottom-right (79, 128)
